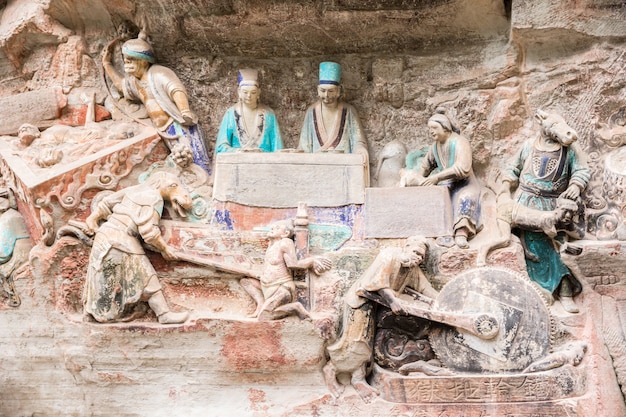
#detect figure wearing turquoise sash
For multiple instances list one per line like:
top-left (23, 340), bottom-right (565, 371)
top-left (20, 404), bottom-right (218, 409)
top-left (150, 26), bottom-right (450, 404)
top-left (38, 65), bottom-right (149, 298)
top-left (0, 189), bottom-right (31, 307)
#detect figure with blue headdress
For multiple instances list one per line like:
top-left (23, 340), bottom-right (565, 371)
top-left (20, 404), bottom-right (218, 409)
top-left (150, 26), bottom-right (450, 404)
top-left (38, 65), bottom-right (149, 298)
top-left (102, 32), bottom-right (212, 175)
top-left (299, 62), bottom-right (370, 185)
top-left (215, 69), bottom-right (284, 153)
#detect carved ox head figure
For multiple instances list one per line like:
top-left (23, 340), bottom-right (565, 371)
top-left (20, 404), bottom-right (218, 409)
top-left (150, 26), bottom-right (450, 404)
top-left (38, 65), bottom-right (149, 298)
top-left (535, 109), bottom-right (578, 147)
top-left (146, 171), bottom-right (193, 218)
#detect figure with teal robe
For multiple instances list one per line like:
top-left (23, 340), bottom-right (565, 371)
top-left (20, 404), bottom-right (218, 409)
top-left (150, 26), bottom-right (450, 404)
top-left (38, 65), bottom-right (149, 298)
top-left (503, 110), bottom-right (591, 313)
top-left (298, 62), bottom-right (370, 185)
top-left (215, 69), bottom-right (283, 153)
top-left (401, 111), bottom-right (481, 249)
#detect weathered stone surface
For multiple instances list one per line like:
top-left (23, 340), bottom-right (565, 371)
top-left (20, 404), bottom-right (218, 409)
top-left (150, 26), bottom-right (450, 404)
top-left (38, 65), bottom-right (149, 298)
top-left (213, 152), bottom-right (366, 208)
top-left (3, 1), bottom-right (626, 416)
top-left (364, 186), bottom-right (452, 238)
top-left (0, 87), bottom-right (67, 135)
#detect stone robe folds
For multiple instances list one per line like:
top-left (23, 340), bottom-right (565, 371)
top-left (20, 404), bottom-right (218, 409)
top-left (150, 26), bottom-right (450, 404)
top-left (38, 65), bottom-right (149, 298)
top-left (503, 139), bottom-right (590, 293)
top-left (215, 106), bottom-right (283, 153)
top-left (327, 247), bottom-right (430, 374)
top-left (83, 185), bottom-right (165, 322)
top-left (299, 101), bottom-right (370, 185)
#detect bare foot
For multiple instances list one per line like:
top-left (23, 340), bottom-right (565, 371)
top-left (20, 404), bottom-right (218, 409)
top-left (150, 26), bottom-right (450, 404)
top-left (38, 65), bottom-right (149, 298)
top-left (322, 362), bottom-right (344, 398)
top-left (560, 296), bottom-right (579, 314)
top-left (352, 380), bottom-right (379, 403)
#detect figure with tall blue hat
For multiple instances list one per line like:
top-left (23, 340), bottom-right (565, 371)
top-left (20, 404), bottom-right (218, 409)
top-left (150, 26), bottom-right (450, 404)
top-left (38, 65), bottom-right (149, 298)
top-left (215, 68), bottom-right (284, 153)
top-left (102, 32), bottom-right (212, 175)
top-left (299, 62), bottom-right (370, 185)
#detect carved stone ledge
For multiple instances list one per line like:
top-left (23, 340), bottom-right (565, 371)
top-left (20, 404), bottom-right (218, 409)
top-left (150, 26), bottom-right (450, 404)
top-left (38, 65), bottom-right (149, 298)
top-left (369, 363), bottom-right (587, 404)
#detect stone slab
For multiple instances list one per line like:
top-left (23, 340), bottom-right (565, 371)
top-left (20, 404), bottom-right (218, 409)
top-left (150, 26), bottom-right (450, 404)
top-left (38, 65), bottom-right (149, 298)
top-left (0, 87), bottom-right (67, 135)
top-left (213, 152), bottom-right (366, 208)
top-left (364, 186), bottom-right (452, 238)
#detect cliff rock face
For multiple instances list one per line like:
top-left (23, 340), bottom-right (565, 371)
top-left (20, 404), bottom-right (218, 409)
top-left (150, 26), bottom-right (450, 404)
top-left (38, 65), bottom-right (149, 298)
top-left (2, 1), bottom-right (626, 416)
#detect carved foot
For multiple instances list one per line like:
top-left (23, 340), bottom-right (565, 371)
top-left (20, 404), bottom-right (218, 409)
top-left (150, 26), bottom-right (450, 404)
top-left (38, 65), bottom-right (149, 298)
top-left (399, 360), bottom-right (455, 376)
top-left (560, 296), bottom-right (579, 314)
top-left (454, 234), bottom-right (469, 249)
top-left (322, 362), bottom-right (344, 398)
top-left (158, 311), bottom-right (189, 324)
top-left (352, 379), bottom-right (379, 403)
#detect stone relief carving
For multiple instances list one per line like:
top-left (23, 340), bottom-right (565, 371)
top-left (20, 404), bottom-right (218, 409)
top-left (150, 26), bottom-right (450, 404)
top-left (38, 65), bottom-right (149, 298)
top-left (299, 62), bottom-right (371, 186)
top-left (82, 171), bottom-right (192, 324)
top-left (502, 109), bottom-right (590, 313)
top-left (0, 188), bottom-right (31, 307)
top-left (215, 69), bottom-right (284, 153)
top-left (102, 32), bottom-right (212, 175)
top-left (240, 219), bottom-right (331, 321)
top-left (400, 110), bottom-right (482, 249)
top-left (1, 7), bottom-right (626, 414)
top-left (323, 236), bottom-right (435, 403)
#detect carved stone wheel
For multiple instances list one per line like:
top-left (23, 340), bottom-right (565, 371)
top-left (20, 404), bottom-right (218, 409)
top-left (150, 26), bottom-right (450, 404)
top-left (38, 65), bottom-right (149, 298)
top-left (429, 267), bottom-right (552, 374)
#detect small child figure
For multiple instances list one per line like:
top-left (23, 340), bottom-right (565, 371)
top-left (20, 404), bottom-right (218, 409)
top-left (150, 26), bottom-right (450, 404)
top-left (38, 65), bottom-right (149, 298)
top-left (240, 220), bottom-right (331, 321)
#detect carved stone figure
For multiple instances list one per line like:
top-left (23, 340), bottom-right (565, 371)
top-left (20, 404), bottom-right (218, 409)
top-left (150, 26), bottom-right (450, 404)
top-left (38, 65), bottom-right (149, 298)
top-left (239, 219), bottom-right (331, 321)
top-left (477, 170), bottom-right (585, 269)
top-left (0, 189), bottom-right (31, 307)
top-left (523, 341), bottom-right (587, 373)
top-left (102, 33), bottom-right (212, 174)
top-left (82, 172), bottom-right (192, 324)
top-left (298, 62), bottom-right (370, 186)
top-left (400, 110), bottom-right (481, 249)
top-left (10, 93), bottom-right (139, 169)
top-left (322, 236), bottom-right (436, 403)
top-left (215, 69), bottom-right (284, 153)
top-left (502, 109), bottom-right (591, 313)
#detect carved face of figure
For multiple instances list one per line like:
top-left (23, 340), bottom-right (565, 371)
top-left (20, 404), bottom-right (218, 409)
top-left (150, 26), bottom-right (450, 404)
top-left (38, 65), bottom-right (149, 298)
top-left (123, 55), bottom-right (150, 78)
top-left (158, 176), bottom-right (192, 217)
top-left (18, 123), bottom-right (40, 147)
top-left (238, 86), bottom-right (260, 108)
top-left (428, 120), bottom-right (450, 143)
top-left (535, 109), bottom-right (578, 147)
top-left (317, 85), bottom-right (340, 107)
top-left (401, 243), bottom-right (424, 268)
top-left (267, 221), bottom-right (293, 239)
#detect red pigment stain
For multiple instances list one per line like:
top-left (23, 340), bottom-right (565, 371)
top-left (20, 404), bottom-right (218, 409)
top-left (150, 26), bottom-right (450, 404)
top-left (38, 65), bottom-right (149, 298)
top-left (221, 322), bottom-right (295, 371)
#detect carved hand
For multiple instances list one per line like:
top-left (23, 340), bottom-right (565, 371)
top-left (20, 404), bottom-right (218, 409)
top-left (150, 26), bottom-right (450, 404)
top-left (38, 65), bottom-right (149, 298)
top-left (181, 110), bottom-right (198, 125)
top-left (102, 43), bottom-right (113, 65)
top-left (560, 184), bottom-right (581, 200)
top-left (161, 246), bottom-right (178, 261)
top-left (312, 257), bottom-right (332, 275)
top-left (421, 174), bottom-right (440, 186)
top-left (389, 299), bottom-right (407, 315)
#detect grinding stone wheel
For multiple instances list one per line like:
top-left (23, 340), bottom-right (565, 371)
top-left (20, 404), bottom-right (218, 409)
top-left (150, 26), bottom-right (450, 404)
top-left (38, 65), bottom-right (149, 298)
top-left (429, 267), bottom-right (552, 373)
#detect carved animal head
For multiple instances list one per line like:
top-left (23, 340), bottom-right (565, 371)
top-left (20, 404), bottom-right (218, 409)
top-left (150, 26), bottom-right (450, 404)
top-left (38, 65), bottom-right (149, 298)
top-left (146, 171), bottom-right (192, 217)
top-left (535, 109), bottom-right (578, 146)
